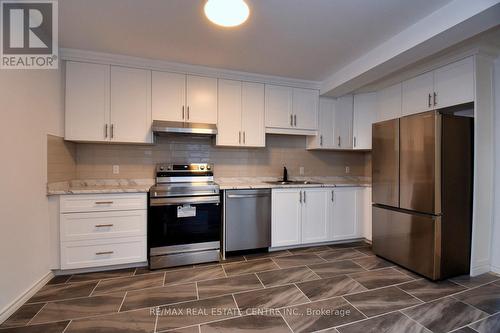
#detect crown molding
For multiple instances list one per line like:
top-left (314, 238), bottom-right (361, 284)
top-left (59, 48), bottom-right (321, 90)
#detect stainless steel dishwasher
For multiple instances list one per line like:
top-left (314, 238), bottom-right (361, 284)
top-left (224, 189), bottom-right (271, 252)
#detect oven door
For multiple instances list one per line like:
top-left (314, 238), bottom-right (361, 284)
top-left (148, 195), bottom-right (221, 256)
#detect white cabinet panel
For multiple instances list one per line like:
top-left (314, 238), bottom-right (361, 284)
top-left (402, 71), bottom-right (433, 116)
top-left (434, 57), bottom-right (474, 108)
top-left (110, 66), bottom-right (152, 143)
top-left (272, 189), bottom-right (301, 247)
top-left (301, 189), bottom-right (331, 244)
top-left (152, 71), bottom-right (186, 122)
top-left (241, 82), bottom-right (265, 147)
top-left (293, 88), bottom-right (319, 130)
top-left (307, 97), bottom-right (335, 149)
top-left (353, 93), bottom-right (377, 150)
top-left (357, 187), bottom-right (372, 241)
top-left (217, 79), bottom-right (242, 146)
top-left (60, 193), bottom-right (147, 213)
top-left (332, 187), bottom-right (358, 240)
top-left (61, 210), bottom-right (147, 242)
top-left (60, 236), bottom-right (146, 270)
top-left (333, 95), bottom-right (353, 149)
top-left (65, 62), bottom-right (110, 142)
top-left (376, 83), bottom-right (402, 122)
top-left (265, 84), bottom-right (293, 128)
top-left (186, 75), bottom-right (217, 124)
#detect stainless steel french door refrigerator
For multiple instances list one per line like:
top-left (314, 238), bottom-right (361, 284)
top-left (372, 110), bottom-right (473, 280)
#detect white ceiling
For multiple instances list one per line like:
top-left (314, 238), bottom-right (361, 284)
top-left (59, 0), bottom-right (454, 81)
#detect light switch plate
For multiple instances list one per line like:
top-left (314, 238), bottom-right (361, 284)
top-left (299, 167), bottom-right (304, 176)
top-left (113, 165), bottom-right (120, 174)
top-left (345, 166), bottom-right (350, 174)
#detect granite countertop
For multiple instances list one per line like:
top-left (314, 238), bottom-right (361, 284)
top-left (47, 179), bottom-right (155, 195)
top-left (215, 176), bottom-right (371, 190)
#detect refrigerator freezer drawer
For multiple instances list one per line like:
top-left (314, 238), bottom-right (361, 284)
top-left (372, 205), bottom-right (440, 279)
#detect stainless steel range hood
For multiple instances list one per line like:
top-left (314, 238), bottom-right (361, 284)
top-left (152, 120), bottom-right (217, 135)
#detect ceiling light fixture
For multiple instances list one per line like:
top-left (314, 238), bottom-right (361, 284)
top-left (204, 0), bottom-right (250, 27)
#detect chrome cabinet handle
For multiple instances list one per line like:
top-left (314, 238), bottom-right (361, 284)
top-left (338, 136), bottom-right (341, 147)
top-left (96, 251), bottom-right (114, 255)
top-left (299, 191), bottom-right (302, 203)
top-left (331, 190), bottom-right (334, 202)
top-left (95, 224), bottom-right (114, 228)
top-left (110, 124), bottom-right (114, 139)
top-left (303, 191), bottom-right (306, 203)
top-left (433, 92), bottom-right (437, 106)
top-left (104, 124), bottom-right (108, 138)
top-left (187, 106), bottom-right (190, 120)
top-left (95, 201), bottom-right (114, 205)
top-left (353, 136), bottom-right (356, 148)
top-left (290, 114), bottom-right (293, 126)
top-left (243, 131), bottom-right (246, 144)
top-left (294, 115), bottom-right (297, 126)
top-left (239, 131), bottom-right (241, 144)
top-left (320, 135), bottom-right (323, 146)
top-left (428, 93), bottom-right (432, 108)
top-left (182, 106), bottom-right (185, 120)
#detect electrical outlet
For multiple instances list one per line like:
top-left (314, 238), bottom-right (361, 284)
top-left (345, 166), bottom-right (350, 174)
top-left (113, 165), bottom-right (120, 174)
top-left (299, 166), bottom-right (304, 176)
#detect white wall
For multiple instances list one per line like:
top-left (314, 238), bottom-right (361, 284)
top-left (492, 56), bottom-right (500, 274)
top-left (0, 66), bottom-right (64, 317)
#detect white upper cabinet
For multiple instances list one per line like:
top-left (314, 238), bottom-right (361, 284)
top-left (292, 88), bottom-right (319, 130)
top-left (65, 62), bottom-right (110, 142)
top-left (331, 187), bottom-right (358, 240)
top-left (333, 95), bottom-right (353, 149)
top-left (353, 93), bottom-right (377, 150)
top-left (433, 57), bottom-right (474, 109)
top-left (65, 62), bottom-right (152, 144)
top-left (272, 189), bottom-right (302, 247)
top-left (152, 71), bottom-right (186, 122)
top-left (217, 80), bottom-right (265, 147)
top-left (376, 83), bottom-right (402, 122)
top-left (402, 71), bottom-right (434, 116)
top-left (401, 56), bottom-right (474, 117)
top-left (186, 75), bottom-right (218, 124)
top-left (265, 84), bottom-right (293, 129)
top-left (301, 188), bottom-right (331, 244)
top-left (241, 82), bottom-right (265, 147)
top-left (217, 79), bottom-right (243, 146)
top-left (110, 66), bottom-right (152, 144)
top-left (307, 97), bottom-right (335, 149)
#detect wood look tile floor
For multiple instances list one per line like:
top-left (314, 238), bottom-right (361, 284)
top-left (1, 240), bottom-right (499, 333)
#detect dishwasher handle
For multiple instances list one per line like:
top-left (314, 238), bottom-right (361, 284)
top-left (226, 193), bottom-right (270, 199)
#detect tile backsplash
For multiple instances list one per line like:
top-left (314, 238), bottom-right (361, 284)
top-left (47, 135), bottom-right (76, 182)
top-left (74, 135), bottom-right (370, 180)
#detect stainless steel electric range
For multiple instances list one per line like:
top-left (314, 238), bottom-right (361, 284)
top-left (148, 163), bottom-right (221, 269)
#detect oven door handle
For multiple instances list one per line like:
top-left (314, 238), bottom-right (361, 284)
top-left (150, 196), bottom-right (220, 206)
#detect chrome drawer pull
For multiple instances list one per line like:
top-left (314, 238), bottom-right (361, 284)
top-left (95, 201), bottom-right (114, 205)
top-left (95, 251), bottom-right (114, 255)
top-left (95, 224), bottom-right (114, 228)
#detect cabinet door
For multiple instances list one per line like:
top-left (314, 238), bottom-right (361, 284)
top-left (241, 82), bottom-right (265, 147)
top-left (186, 75), bottom-right (217, 124)
top-left (301, 189), bottom-right (331, 244)
top-left (376, 83), bottom-right (402, 122)
top-left (217, 79), bottom-right (242, 146)
top-left (402, 72), bottom-right (433, 116)
top-left (353, 93), bottom-right (377, 150)
top-left (271, 189), bottom-right (301, 247)
top-left (308, 97), bottom-right (335, 149)
top-left (265, 85), bottom-right (293, 128)
top-left (152, 71), bottom-right (186, 122)
top-left (110, 67), bottom-right (152, 143)
top-left (65, 62), bottom-right (110, 142)
top-left (292, 88), bottom-right (319, 130)
top-left (434, 57), bottom-right (474, 108)
top-left (333, 95), bottom-right (353, 149)
top-left (332, 187), bottom-right (358, 240)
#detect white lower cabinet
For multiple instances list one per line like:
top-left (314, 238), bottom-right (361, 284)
top-left (272, 187), bottom-right (367, 247)
top-left (59, 193), bottom-right (147, 270)
top-left (271, 189), bottom-right (302, 247)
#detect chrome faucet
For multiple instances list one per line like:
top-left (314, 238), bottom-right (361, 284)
top-left (283, 167), bottom-right (288, 182)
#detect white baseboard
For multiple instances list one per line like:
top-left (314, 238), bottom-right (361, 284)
top-left (0, 271), bottom-right (54, 324)
top-left (470, 264), bottom-right (491, 276)
top-left (490, 264), bottom-right (500, 274)
top-left (53, 261), bottom-right (147, 276)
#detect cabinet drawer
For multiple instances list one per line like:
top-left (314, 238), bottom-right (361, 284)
top-left (60, 193), bottom-right (147, 213)
top-left (61, 210), bottom-right (146, 242)
top-left (61, 236), bottom-right (146, 270)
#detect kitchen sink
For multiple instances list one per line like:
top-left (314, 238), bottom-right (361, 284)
top-left (264, 180), bottom-right (323, 185)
